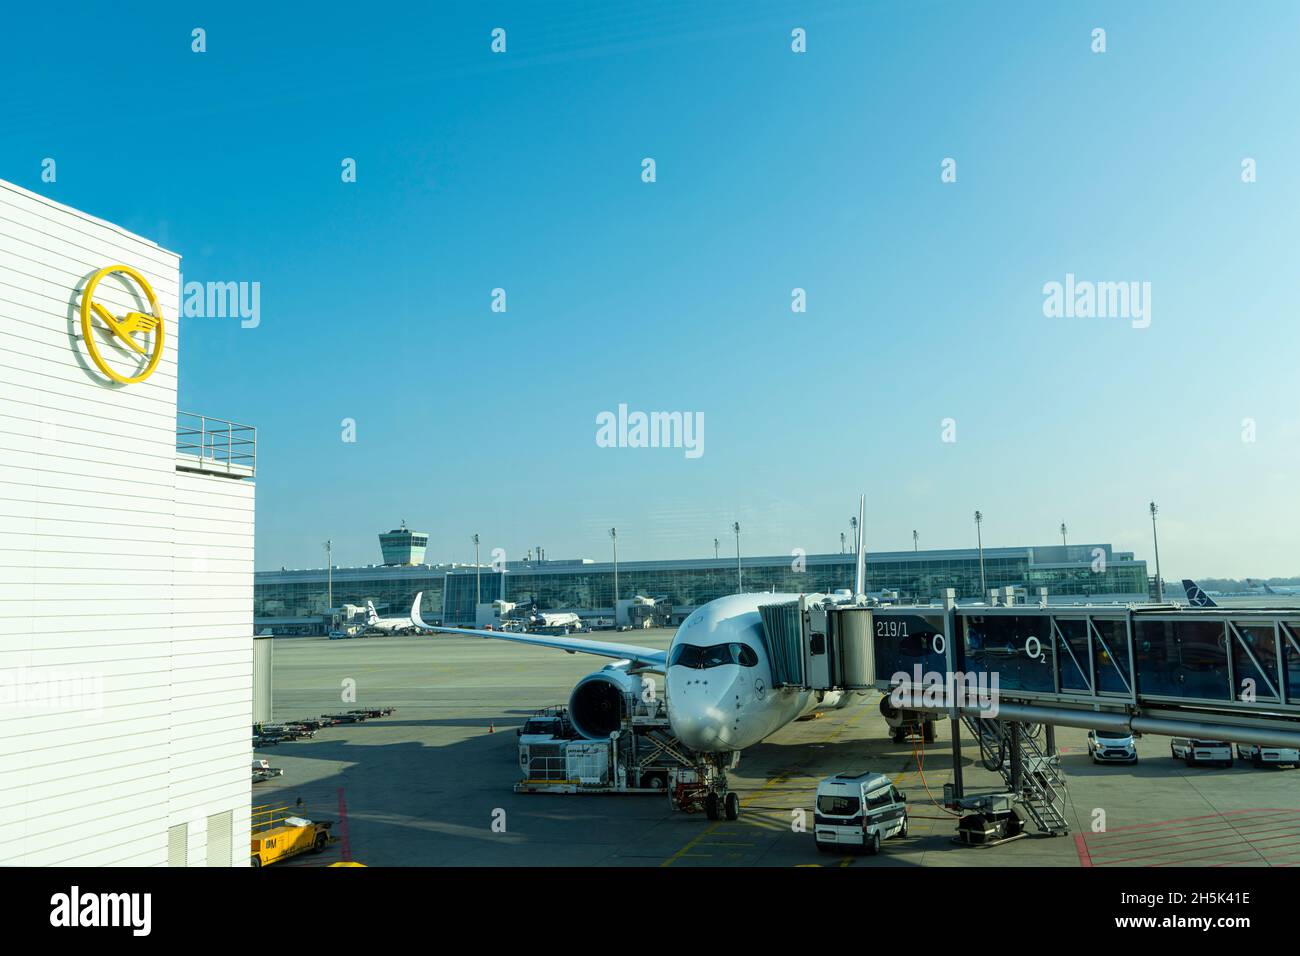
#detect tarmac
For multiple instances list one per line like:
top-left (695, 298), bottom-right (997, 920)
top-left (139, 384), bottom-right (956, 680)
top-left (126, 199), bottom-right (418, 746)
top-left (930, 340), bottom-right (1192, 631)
top-left (254, 629), bottom-right (1300, 867)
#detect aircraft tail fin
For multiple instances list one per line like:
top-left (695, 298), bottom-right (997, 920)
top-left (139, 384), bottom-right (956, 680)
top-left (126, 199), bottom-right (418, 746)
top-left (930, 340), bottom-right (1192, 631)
top-left (366, 600), bottom-right (379, 625)
top-left (1181, 579), bottom-right (1217, 608)
top-left (1264, 582), bottom-right (1278, 595)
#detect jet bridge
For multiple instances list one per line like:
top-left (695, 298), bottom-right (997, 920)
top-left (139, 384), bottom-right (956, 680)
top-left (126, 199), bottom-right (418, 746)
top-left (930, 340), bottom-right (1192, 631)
top-left (874, 603), bottom-right (1300, 741)
top-left (758, 594), bottom-right (1300, 839)
top-left (757, 595), bottom-right (878, 691)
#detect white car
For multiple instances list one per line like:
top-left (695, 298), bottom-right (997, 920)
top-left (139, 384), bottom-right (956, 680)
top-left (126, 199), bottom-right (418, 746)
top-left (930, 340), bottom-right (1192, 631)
top-left (1171, 738), bottom-right (1233, 768)
top-left (1236, 744), bottom-right (1300, 768)
top-left (1087, 730), bottom-right (1137, 764)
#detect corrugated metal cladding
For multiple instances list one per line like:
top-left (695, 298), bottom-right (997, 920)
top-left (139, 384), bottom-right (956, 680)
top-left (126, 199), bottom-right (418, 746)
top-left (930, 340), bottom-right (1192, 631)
top-left (206, 810), bottom-right (232, 867)
top-left (167, 824), bottom-right (187, 866)
top-left (252, 635), bottom-right (273, 724)
top-left (0, 179), bottom-right (255, 865)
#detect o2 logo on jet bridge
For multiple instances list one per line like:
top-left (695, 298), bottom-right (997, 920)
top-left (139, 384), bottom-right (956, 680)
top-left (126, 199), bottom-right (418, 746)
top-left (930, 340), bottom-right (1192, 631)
top-left (78, 264), bottom-right (166, 385)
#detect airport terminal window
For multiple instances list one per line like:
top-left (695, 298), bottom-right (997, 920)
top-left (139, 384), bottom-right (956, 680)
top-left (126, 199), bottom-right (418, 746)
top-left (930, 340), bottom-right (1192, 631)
top-left (817, 795), bottom-right (859, 815)
top-left (669, 642), bottom-right (759, 669)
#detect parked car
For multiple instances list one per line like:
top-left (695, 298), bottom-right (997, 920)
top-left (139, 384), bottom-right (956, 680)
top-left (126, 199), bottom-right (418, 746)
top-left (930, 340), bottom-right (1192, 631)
top-left (1087, 729), bottom-right (1138, 764)
top-left (1171, 737), bottom-right (1233, 767)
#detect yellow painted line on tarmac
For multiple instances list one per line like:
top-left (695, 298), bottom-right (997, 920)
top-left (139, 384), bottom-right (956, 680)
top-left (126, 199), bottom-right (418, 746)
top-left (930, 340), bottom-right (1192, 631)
top-left (660, 768), bottom-right (796, 867)
top-left (662, 699), bottom-right (887, 867)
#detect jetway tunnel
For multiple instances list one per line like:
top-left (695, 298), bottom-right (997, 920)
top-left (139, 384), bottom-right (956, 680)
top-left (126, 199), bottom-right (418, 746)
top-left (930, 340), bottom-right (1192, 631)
top-left (757, 595), bottom-right (1300, 743)
top-left (756, 595), bottom-right (1300, 821)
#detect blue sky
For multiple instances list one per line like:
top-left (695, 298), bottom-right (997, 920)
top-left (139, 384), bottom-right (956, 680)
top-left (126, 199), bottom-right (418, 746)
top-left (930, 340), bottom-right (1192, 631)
top-left (4, 1), bottom-right (1298, 576)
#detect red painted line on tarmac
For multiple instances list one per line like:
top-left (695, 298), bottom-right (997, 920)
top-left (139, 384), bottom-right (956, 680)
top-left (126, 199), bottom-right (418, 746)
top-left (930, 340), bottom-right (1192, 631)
top-left (1085, 807), bottom-right (1294, 835)
top-left (1088, 826), bottom-right (1300, 867)
top-left (1074, 834), bottom-right (1094, 867)
top-left (1084, 816), bottom-right (1300, 859)
top-left (1152, 838), bottom-right (1300, 868)
top-left (1077, 809), bottom-right (1287, 850)
top-left (1208, 840), bottom-right (1300, 868)
top-left (337, 786), bottom-right (352, 862)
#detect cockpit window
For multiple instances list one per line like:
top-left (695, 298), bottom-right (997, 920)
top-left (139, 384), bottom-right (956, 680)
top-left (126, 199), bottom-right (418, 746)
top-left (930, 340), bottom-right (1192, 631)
top-left (670, 642), bottom-right (759, 669)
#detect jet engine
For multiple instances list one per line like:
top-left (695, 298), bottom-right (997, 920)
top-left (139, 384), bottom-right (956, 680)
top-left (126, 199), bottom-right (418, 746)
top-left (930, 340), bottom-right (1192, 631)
top-left (879, 693), bottom-right (905, 728)
top-left (568, 666), bottom-right (647, 739)
top-left (880, 693), bottom-right (938, 743)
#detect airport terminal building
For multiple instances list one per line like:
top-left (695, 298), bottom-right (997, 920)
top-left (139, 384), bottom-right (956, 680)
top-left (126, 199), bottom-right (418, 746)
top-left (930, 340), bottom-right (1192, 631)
top-left (0, 180), bottom-right (256, 865)
top-left (255, 539), bottom-right (1153, 633)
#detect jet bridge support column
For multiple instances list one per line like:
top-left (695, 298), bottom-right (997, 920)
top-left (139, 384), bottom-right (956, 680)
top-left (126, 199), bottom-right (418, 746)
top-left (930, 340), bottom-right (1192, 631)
top-left (942, 593), bottom-right (964, 799)
top-left (1009, 722), bottom-right (1022, 794)
top-left (949, 710), bottom-right (964, 799)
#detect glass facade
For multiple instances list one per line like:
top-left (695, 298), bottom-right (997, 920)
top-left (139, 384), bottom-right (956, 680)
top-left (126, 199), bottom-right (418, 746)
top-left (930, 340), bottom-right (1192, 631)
top-left (255, 543), bottom-right (1150, 634)
top-left (255, 569), bottom-right (444, 633)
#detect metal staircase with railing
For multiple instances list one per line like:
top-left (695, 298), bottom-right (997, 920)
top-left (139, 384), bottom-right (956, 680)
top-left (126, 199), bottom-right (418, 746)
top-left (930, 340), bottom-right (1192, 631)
top-left (963, 715), bottom-right (1071, 835)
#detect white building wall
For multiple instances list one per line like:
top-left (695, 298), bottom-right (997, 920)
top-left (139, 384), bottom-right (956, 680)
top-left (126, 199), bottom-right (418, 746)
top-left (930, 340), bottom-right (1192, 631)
top-left (0, 178), bottom-right (253, 865)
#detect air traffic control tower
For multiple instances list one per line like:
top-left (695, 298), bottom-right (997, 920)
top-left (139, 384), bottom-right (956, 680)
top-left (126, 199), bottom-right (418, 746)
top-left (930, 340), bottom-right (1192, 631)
top-left (0, 179), bottom-right (256, 865)
top-left (379, 522), bottom-right (428, 566)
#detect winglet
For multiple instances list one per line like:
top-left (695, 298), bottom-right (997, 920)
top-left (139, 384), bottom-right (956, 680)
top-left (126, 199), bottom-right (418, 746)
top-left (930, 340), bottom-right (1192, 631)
top-left (410, 591), bottom-right (430, 629)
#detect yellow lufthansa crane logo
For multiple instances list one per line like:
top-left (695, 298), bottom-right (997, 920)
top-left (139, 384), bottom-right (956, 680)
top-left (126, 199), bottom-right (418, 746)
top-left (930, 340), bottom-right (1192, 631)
top-left (80, 264), bottom-right (166, 384)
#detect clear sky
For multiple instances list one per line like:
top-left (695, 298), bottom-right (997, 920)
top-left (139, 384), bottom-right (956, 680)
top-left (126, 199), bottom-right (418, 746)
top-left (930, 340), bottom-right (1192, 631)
top-left (3, 1), bottom-right (1298, 577)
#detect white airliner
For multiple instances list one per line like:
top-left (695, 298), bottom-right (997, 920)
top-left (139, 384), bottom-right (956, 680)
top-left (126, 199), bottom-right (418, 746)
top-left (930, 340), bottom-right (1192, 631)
top-left (408, 497), bottom-right (876, 819)
top-left (529, 609), bottom-right (582, 631)
top-left (363, 600), bottom-right (417, 634)
top-left (1251, 580), bottom-right (1300, 597)
top-left (411, 589), bottom-right (861, 817)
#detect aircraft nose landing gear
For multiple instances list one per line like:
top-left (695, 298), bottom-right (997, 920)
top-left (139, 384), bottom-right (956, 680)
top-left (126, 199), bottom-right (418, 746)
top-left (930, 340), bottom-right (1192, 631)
top-left (704, 784), bottom-right (740, 820)
top-left (672, 753), bottom-right (741, 820)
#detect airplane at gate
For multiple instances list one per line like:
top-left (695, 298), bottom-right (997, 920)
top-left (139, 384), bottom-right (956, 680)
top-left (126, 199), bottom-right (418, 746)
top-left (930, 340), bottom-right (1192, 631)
top-left (409, 496), bottom-right (879, 819)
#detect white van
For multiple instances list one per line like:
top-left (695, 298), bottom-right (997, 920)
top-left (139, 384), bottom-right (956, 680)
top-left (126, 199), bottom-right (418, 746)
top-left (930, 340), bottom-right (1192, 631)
top-left (1236, 743), bottom-right (1300, 768)
top-left (814, 771), bottom-right (908, 855)
top-left (1170, 738), bottom-right (1233, 768)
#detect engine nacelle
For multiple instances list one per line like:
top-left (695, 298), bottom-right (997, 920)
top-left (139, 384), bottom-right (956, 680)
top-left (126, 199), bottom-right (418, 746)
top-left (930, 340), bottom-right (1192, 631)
top-left (568, 667), bottom-right (646, 739)
top-left (879, 693), bottom-right (942, 729)
top-left (879, 693), bottom-right (910, 729)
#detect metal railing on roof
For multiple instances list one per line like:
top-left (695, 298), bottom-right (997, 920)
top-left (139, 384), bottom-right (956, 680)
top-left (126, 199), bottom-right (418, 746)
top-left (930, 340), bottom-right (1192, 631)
top-left (177, 411), bottom-right (256, 476)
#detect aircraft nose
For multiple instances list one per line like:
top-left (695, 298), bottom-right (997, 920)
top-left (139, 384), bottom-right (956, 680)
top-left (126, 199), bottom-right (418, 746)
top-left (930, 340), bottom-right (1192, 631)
top-left (667, 667), bottom-right (742, 752)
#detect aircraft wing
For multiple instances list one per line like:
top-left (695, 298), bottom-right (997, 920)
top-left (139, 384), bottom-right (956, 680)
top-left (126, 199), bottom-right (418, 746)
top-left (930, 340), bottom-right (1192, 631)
top-left (409, 591), bottom-right (668, 669)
